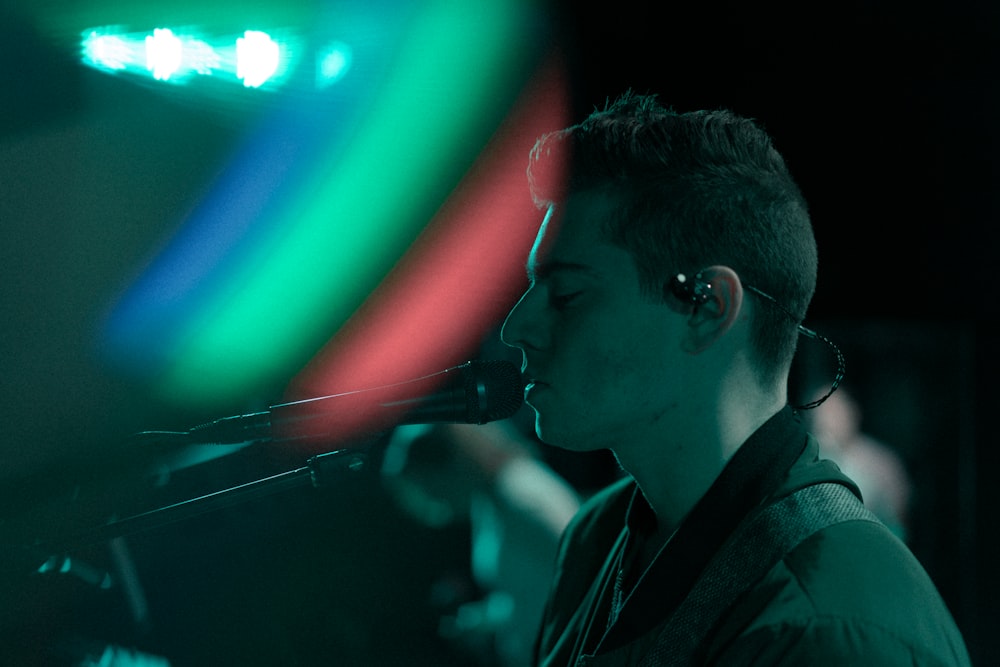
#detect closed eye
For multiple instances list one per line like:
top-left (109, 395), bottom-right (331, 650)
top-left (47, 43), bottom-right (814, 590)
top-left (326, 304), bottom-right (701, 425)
top-left (550, 291), bottom-right (581, 309)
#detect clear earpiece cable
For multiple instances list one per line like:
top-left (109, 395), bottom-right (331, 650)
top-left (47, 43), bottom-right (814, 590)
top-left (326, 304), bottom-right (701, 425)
top-left (744, 285), bottom-right (845, 411)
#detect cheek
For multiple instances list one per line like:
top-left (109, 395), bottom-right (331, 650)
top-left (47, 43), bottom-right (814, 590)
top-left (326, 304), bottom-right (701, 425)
top-left (563, 334), bottom-right (662, 410)
top-left (536, 303), bottom-right (679, 446)
top-left (589, 323), bottom-right (677, 405)
top-left (590, 317), bottom-right (669, 373)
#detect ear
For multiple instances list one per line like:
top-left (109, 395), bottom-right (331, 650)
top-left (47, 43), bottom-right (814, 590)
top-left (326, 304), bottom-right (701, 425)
top-left (681, 265), bottom-right (744, 354)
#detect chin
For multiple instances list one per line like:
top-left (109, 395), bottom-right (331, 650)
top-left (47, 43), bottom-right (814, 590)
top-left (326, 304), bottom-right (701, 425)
top-left (532, 415), bottom-right (562, 447)
top-left (534, 415), bottom-right (602, 452)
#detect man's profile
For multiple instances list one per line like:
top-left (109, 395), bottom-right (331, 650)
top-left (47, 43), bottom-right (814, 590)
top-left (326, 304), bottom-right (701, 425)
top-left (500, 93), bottom-right (971, 665)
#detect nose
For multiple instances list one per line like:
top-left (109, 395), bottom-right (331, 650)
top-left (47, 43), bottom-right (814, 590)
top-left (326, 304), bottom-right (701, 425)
top-left (501, 287), bottom-right (541, 353)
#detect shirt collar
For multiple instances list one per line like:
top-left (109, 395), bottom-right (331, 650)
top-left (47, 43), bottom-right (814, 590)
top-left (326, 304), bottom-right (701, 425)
top-left (600, 406), bottom-right (809, 652)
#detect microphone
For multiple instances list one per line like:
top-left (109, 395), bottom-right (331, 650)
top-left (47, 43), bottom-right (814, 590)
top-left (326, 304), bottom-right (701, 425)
top-left (186, 360), bottom-right (525, 445)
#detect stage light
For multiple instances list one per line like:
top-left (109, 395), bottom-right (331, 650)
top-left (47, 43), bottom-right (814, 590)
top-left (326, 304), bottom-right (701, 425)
top-left (145, 28), bottom-right (183, 81)
top-left (317, 41), bottom-right (352, 88)
top-left (83, 31), bottom-right (130, 71)
top-left (100, 0), bottom-right (559, 409)
top-left (81, 26), bottom-right (294, 89)
top-left (236, 30), bottom-right (279, 88)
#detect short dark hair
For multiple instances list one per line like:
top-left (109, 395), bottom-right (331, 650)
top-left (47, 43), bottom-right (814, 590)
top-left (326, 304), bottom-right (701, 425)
top-left (527, 92), bottom-right (817, 384)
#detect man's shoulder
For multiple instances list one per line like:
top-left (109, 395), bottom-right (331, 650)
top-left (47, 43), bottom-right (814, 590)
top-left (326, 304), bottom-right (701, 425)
top-left (708, 517), bottom-right (971, 665)
top-left (783, 519), bottom-right (945, 613)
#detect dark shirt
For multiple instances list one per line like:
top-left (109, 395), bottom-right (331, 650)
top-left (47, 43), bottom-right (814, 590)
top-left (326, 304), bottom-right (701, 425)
top-left (534, 407), bottom-right (971, 666)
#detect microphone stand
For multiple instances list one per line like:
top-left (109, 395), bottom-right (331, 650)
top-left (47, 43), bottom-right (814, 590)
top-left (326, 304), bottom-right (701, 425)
top-left (35, 449), bottom-right (367, 555)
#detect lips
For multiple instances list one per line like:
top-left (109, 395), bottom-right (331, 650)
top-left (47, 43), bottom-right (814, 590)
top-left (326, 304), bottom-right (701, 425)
top-left (521, 364), bottom-right (548, 401)
top-left (524, 378), bottom-right (548, 404)
top-left (522, 370), bottom-right (545, 389)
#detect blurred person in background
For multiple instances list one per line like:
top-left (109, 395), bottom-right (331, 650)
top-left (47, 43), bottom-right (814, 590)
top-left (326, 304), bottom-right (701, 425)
top-left (382, 419), bottom-right (580, 666)
top-left (806, 386), bottom-right (912, 540)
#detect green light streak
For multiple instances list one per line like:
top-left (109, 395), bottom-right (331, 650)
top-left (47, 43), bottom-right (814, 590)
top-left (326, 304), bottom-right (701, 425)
top-left (160, 0), bottom-right (537, 402)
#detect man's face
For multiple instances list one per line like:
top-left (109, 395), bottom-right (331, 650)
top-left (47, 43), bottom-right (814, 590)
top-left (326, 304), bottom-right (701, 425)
top-left (501, 190), bottom-right (686, 452)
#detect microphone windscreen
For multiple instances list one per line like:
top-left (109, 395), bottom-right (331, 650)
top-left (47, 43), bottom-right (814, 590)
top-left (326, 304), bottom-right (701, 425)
top-left (467, 359), bottom-right (525, 423)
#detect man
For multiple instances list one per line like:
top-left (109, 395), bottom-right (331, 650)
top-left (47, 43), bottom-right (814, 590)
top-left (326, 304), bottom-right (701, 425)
top-left (500, 93), bottom-right (970, 665)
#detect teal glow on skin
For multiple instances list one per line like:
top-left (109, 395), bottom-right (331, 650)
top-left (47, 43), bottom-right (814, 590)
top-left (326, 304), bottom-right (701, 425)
top-left (502, 189), bottom-right (782, 534)
top-left (502, 192), bottom-right (693, 457)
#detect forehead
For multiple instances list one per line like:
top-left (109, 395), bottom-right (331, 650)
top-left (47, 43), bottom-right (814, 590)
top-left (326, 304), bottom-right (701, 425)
top-left (527, 190), bottom-right (620, 276)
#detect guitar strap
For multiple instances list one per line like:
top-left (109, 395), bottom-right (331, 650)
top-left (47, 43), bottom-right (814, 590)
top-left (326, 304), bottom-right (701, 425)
top-left (642, 482), bottom-right (881, 665)
top-left (575, 482), bottom-right (881, 666)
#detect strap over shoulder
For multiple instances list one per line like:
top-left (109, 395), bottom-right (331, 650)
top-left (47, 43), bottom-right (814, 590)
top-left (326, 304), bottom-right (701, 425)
top-left (642, 483), bottom-right (880, 666)
top-left (573, 483), bottom-right (880, 667)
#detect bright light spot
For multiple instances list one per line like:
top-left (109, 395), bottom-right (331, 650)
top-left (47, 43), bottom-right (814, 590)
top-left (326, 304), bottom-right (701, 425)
top-left (236, 30), bottom-right (280, 88)
top-left (83, 31), bottom-right (131, 71)
top-left (81, 26), bottom-right (295, 90)
top-left (145, 28), bottom-right (183, 81)
top-left (316, 41), bottom-right (352, 88)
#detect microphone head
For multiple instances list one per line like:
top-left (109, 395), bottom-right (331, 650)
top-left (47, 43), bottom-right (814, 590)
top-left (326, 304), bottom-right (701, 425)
top-left (464, 360), bottom-right (525, 424)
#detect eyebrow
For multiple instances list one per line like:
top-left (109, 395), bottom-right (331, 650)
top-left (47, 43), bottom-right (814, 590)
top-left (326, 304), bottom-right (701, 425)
top-left (526, 259), bottom-right (598, 282)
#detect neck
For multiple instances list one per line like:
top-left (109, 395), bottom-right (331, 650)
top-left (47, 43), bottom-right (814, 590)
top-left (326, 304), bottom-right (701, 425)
top-left (613, 387), bottom-right (786, 535)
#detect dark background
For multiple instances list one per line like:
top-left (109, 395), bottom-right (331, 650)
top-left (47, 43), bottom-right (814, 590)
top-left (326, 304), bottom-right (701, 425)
top-left (1, 0), bottom-right (996, 664)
